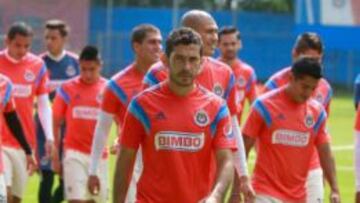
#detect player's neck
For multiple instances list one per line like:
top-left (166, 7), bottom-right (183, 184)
top-left (220, 57), bottom-right (236, 67)
top-left (168, 81), bottom-right (195, 96)
top-left (134, 59), bottom-right (152, 74)
top-left (47, 49), bottom-right (66, 62)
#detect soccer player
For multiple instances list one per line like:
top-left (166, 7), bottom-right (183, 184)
top-left (243, 57), bottom-right (340, 203)
top-left (87, 24), bottom-right (162, 201)
top-left (0, 22), bottom-right (54, 203)
top-left (0, 73), bottom-right (36, 202)
top-left (218, 26), bottom-right (257, 123)
top-left (37, 19), bottom-right (80, 203)
top-left (113, 26), bottom-right (236, 203)
top-left (52, 45), bottom-right (108, 203)
top-left (263, 32), bottom-right (332, 202)
top-left (142, 10), bottom-right (253, 200)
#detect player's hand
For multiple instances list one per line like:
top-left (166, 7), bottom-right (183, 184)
top-left (198, 195), bottom-right (220, 203)
top-left (26, 155), bottom-right (37, 176)
top-left (45, 140), bottom-right (54, 160)
top-left (355, 191), bottom-right (360, 203)
top-left (110, 141), bottom-right (120, 155)
top-left (88, 175), bottom-right (101, 195)
top-left (51, 153), bottom-right (62, 176)
top-left (228, 174), bottom-right (241, 203)
top-left (330, 190), bottom-right (340, 203)
top-left (240, 175), bottom-right (255, 203)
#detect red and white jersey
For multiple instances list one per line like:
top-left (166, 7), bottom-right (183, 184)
top-left (0, 50), bottom-right (49, 149)
top-left (143, 57), bottom-right (239, 116)
top-left (101, 64), bottom-right (145, 126)
top-left (263, 66), bottom-right (332, 171)
top-left (0, 74), bottom-right (15, 173)
top-left (53, 76), bottom-right (107, 155)
top-left (243, 87), bottom-right (330, 202)
top-left (264, 67), bottom-right (332, 114)
top-left (120, 82), bottom-right (237, 203)
top-left (219, 58), bottom-right (257, 123)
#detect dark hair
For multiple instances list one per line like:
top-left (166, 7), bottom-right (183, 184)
top-left (79, 45), bottom-right (101, 61)
top-left (45, 19), bottom-right (69, 37)
top-left (165, 27), bottom-right (203, 58)
top-left (131, 24), bottom-right (160, 46)
top-left (293, 32), bottom-right (323, 54)
top-left (291, 57), bottom-right (322, 80)
top-left (7, 22), bottom-right (33, 40)
top-left (218, 26), bottom-right (241, 41)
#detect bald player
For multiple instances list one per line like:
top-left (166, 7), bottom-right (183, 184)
top-left (143, 10), bottom-right (254, 201)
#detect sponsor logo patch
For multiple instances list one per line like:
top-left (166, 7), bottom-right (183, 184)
top-left (72, 106), bottom-right (99, 120)
top-left (194, 109), bottom-right (209, 127)
top-left (12, 84), bottom-right (32, 98)
top-left (155, 131), bottom-right (204, 152)
top-left (272, 129), bottom-right (310, 147)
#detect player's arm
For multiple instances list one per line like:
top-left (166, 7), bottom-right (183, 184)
top-left (52, 87), bottom-right (68, 174)
top-left (317, 143), bottom-right (340, 203)
top-left (113, 99), bottom-right (146, 203)
top-left (88, 110), bottom-right (114, 195)
top-left (315, 110), bottom-right (340, 203)
top-left (246, 70), bottom-right (258, 104)
top-left (354, 75), bottom-right (360, 110)
top-left (206, 149), bottom-right (234, 202)
top-left (113, 146), bottom-right (137, 203)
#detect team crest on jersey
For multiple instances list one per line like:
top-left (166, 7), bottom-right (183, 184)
top-left (304, 114), bottom-right (315, 128)
top-left (24, 69), bottom-right (35, 82)
top-left (213, 83), bottom-right (224, 97)
top-left (315, 93), bottom-right (324, 103)
top-left (66, 65), bottom-right (77, 77)
top-left (194, 109), bottom-right (209, 127)
top-left (237, 76), bottom-right (246, 87)
top-left (223, 123), bottom-right (233, 138)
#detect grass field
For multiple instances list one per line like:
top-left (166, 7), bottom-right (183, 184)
top-left (21, 94), bottom-right (356, 202)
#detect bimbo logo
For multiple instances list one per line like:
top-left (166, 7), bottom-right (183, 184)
top-left (72, 106), bottom-right (99, 120)
top-left (272, 129), bottom-right (310, 147)
top-left (12, 84), bottom-right (32, 98)
top-left (155, 131), bottom-right (205, 152)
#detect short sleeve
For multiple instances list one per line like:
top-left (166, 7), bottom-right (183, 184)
top-left (225, 73), bottom-right (241, 116)
top-left (242, 101), bottom-right (267, 138)
top-left (52, 86), bottom-right (69, 120)
top-left (314, 110), bottom-right (331, 146)
top-left (211, 104), bottom-right (237, 150)
top-left (35, 63), bottom-right (50, 95)
top-left (119, 99), bottom-right (148, 149)
top-left (101, 83), bottom-right (127, 124)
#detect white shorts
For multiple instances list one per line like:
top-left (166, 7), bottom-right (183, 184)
top-left (0, 174), bottom-right (7, 203)
top-left (2, 146), bottom-right (28, 198)
top-left (63, 149), bottom-right (108, 202)
top-left (126, 148), bottom-right (143, 203)
top-left (255, 194), bottom-right (283, 203)
top-left (306, 168), bottom-right (324, 203)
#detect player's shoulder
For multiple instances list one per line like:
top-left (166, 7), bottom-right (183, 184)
top-left (255, 87), bottom-right (283, 105)
top-left (109, 64), bottom-right (136, 85)
top-left (25, 52), bottom-right (44, 64)
top-left (318, 78), bottom-right (332, 90)
top-left (60, 76), bottom-right (79, 89)
top-left (206, 57), bottom-right (232, 72)
top-left (0, 74), bottom-right (11, 88)
top-left (269, 66), bottom-right (290, 80)
top-left (308, 98), bottom-right (327, 116)
top-left (129, 82), bottom-right (163, 104)
top-left (148, 61), bottom-right (167, 74)
top-left (64, 50), bottom-right (79, 60)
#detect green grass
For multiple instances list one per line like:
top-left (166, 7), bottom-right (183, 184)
top-left (22, 95), bottom-right (356, 202)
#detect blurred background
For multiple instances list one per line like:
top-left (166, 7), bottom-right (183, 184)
top-left (0, 0), bottom-right (359, 88)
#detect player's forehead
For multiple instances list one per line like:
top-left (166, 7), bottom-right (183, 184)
top-left (9, 34), bottom-right (31, 43)
top-left (143, 30), bottom-right (162, 41)
top-left (45, 28), bottom-right (62, 37)
top-left (196, 18), bottom-right (218, 33)
top-left (172, 44), bottom-right (201, 57)
top-left (219, 33), bottom-right (238, 43)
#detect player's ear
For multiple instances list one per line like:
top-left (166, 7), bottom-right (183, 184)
top-left (4, 36), bottom-right (10, 47)
top-left (291, 49), bottom-right (298, 61)
top-left (161, 53), bottom-right (169, 67)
